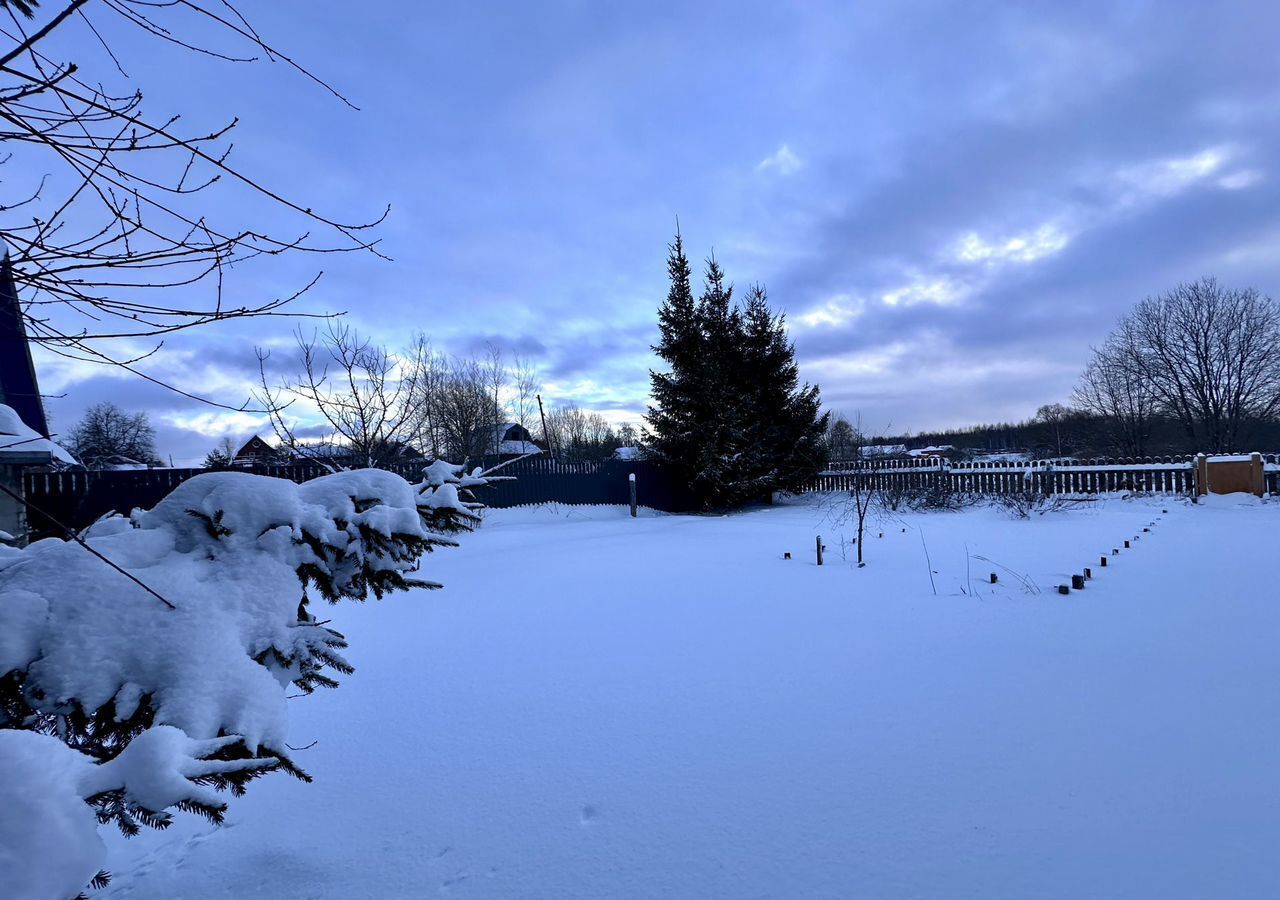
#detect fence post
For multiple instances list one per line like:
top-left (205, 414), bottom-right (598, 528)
top-left (629, 472), bottom-right (637, 518)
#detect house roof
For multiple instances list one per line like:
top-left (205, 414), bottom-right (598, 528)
top-left (0, 254), bottom-right (49, 438)
top-left (235, 435), bottom-right (276, 456)
top-left (0, 403), bottom-right (76, 464)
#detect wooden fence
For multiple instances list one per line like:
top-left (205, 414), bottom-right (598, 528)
top-left (810, 454), bottom-right (1280, 497)
top-left (21, 453), bottom-right (1280, 539)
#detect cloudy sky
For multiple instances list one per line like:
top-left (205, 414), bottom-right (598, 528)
top-left (24, 0), bottom-right (1280, 463)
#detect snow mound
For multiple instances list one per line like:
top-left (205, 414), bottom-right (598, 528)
top-left (0, 403), bottom-right (77, 465)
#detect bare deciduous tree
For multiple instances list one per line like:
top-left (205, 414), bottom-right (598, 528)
top-left (69, 400), bottom-right (159, 467)
top-left (510, 355), bottom-right (541, 440)
top-left (825, 415), bottom-right (857, 462)
top-left (0, 0), bottom-right (384, 408)
top-left (1072, 331), bottom-right (1157, 456)
top-left (1080, 278), bottom-right (1280, 451)
top-left (256, 324), bottom-right (424, 469)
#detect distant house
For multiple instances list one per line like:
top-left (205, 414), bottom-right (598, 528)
top-left (283, 440), bottom-right (428, 469)
top-left (907, 445), bottom-right (960, 460)
top-left (967, 448), bottom-right (1034, 464)
top-left (859, 443), bottom-right (909, 459)
top-left (234, 435), bottom-right (284, 467)
top-left (612, 446), bottom-right (641, 461)
top-left (96, 454), bottom-right (149, 471)
top-left (470, 423), bottom-right (543, 460)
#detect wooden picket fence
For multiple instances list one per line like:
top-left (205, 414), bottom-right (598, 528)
top-left (810, 454), bottom-right (1280, 497)
top-left (20, 451), bottom-right (1280, 540)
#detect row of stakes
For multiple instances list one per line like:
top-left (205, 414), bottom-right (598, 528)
top-left (801, 509), bottom-right (1171, 592)
top-left (1034, 508), bottom-right (1167, 595)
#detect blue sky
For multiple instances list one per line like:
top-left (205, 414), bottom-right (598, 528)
top-left (26, 0), bottom-right (1280, 463)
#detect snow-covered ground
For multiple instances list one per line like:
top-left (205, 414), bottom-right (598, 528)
top-left (101, 494), bottom-right (1278, 899)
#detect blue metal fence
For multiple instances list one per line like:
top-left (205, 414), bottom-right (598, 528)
top-left (21, 455), bottom-right (697, 539)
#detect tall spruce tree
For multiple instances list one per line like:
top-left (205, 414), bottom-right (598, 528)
top-left (646, 234), bottom-right (828, 508)
top-left (735, 284), bottom-right (828, 498)
top-left (645, 231), bottom-right (705, 492)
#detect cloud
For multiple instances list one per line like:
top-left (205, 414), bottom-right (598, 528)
top-left (1114, 145), bottom-right (1233, 200)
top-left (20, 0), bottom-right (1280, 445)
top-left (1218, 169), bottom-right (1263, 191)
top-left (881, 275), bottom-right (965, 308)
top-left (953, 223), bottom-right (1071, 266)
top-left (755, 144), bottom-right (804, 176)
top-left (796, 294), bottom-right (865, 328)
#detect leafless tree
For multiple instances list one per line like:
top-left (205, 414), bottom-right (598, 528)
top-left (843, 417), bottom-right (877, 567)
top-left (436, 355), bottom-right (499, 462)
top-left (540, 401), bottom-right (620, 461)
top-left (480, 343), bottom-right (506, 455)
top-left (1071, 330), bottom-right (1156, 456)
top-left (510, 354), bottom-right (541, 440)
top-left (825, 414), bottom-right (857, 462)
top-left (616, 422), bottom-right (638, 449)
top-left (256, 323), bottom-right (424, 469)
top-left (202, 435), bottom-right (238, 469)
top-left (0, 0), bottom-right (384, 409)
top-left (1033, 403), bottom-right (1074, 459)
top-left (69, 399), bottom-right (159, 467)
top-left (1082, 278), bottom-right (1280, 451)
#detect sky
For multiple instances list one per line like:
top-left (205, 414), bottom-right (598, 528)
top-left (17, 0), bottom-right (1280, 464)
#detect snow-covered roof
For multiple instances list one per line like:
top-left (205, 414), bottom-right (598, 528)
top-left (99, 455), bottom-right (149, 471)
top-left (612, 446), bottom-right (640, 460)
top-left (0, 403), bottom-right (76, 465)
top-left (968, 449), bottom-right (1033, 463)
top-left (907, 445), bottom-right (956, 457)
top-left (496, 440), bottom-right (541, 456)
top-left (859, 443), bottom-right (908, 458)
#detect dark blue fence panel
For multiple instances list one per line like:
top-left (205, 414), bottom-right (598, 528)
top-left (22, 457), bottom-right (696, 539)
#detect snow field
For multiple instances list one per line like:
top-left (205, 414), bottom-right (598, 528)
top-left (102, 495), bottom-right (1279, 899)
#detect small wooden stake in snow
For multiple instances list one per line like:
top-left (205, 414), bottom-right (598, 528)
top-left (1058, 584), bottom-right (1070, 595)
top-left (784, 552), bottom-right (791, 560)
top-left (990, 572), bottom-right (998, 584)
top-left (1072, 574), bottom-right (1086, 590)
top-left (628, 472), bottom-right (637, 518)
top-left (1124, 540), bottom-right (1130, 548)
top-left (815, 535), bottom-right (824, 566)
top-left (1084, 567), bottom-right (1092, 579)
top-left (1100, 556), bottom-right (1108, 567)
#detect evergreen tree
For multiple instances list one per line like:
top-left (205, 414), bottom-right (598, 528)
top-left (646, 234), bottom-right (828, 507)
top-left (645, 231), bottom-right (706, 494)
top-left (734, 284), bottom-right (828, 499)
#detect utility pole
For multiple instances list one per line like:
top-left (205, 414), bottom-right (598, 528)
top-left (537, 393), bottom-right (553, 460)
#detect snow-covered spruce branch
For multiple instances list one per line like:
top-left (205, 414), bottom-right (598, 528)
top-left (0, 726), bottom-right (278, 900)
top-left (0, 462), bottom-right (487, 897)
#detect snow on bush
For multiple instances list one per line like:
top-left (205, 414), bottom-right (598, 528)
top-left (0, 726), bottom-right (276, 899)
top-left (0, 463), bottom-right (485, 898)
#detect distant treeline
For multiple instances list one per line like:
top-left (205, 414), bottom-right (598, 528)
top-left (877, 277), bottom-right (1280, 458)
top-left (883, 412), bottom-right (1280, 459)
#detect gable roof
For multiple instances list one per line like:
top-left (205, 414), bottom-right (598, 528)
top-left (0, 254), bottom-right (49, 438)
top-left (235, 435), bottom-right (276, 457)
